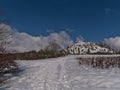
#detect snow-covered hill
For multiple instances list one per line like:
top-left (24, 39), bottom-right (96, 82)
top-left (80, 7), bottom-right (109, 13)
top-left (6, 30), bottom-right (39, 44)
top-left (68, 41), bottom-right (114, 54)
top-left (1, 55), bottom-right (120, 90)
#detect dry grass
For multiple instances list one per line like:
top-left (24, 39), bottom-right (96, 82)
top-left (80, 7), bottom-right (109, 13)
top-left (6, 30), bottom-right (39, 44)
top-left (76, 56), bottom-right (120, 69)
top-left (0, 79), bottom-right (4, 84)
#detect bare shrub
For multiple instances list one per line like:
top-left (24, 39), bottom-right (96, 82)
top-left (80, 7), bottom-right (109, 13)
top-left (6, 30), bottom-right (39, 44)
top-left (0, 12), bottom-right (17, 77)
top-left (0, 54), bottom-right (18, 75)
top-left (77, 56), bottom-right (120, 69)
top-left (0, 79), bottom-right (4, 84)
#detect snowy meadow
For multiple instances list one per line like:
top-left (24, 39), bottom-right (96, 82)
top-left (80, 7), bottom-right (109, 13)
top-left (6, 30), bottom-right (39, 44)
top-left (1, 55), bottom-right (120, 90)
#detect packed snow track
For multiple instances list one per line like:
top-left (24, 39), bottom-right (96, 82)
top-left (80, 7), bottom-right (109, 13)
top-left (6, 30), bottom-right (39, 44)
top-left (1, 55), bottom-right (120, 90)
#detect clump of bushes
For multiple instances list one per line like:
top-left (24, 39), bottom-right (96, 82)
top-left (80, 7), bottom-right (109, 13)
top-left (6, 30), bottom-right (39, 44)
top-left (14, 49), bottom-right (67, 60)
top-left (0, 53), bottom-right (18, 84)
top-left (76, 56), bottom-right (120, 69)
top-left (0, 54), bottom-right (18, 76)
top-left (0, 49), bottom-right (67, 61)
top-left (0, 59), bottom-right (18, 75)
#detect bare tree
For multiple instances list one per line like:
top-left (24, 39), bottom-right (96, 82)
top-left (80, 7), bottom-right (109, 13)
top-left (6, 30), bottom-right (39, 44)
top-left (46, 39), bottom-right (62, 52)
top-left (0, 24), bottom-right (15, 53)
top-left (0, 11), bottom-right (14, 53)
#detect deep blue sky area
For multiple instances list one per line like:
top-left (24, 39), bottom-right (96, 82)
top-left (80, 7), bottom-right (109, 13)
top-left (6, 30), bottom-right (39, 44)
top-left (0, 0), bottom-right (120, 41)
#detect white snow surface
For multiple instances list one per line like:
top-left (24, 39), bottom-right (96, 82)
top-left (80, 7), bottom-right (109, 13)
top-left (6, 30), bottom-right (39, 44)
top-left (1, 55), bottom-right (120, 90)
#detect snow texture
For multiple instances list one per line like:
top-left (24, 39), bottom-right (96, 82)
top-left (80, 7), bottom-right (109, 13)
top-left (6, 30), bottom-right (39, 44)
top-left (1, 55), bottom-right (120, 90)
top-left (68, 41), bottom-right (114, 54)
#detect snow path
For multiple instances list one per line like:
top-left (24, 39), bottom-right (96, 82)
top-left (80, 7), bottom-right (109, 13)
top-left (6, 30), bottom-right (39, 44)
top-left (1, 55), bottom-right (120, 90)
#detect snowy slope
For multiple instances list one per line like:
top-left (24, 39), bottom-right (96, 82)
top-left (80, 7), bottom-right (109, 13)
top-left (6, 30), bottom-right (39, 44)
top-left (68, 41), bottom-right (114, 54)
top-left (1, 55), bottom-right (120, 90)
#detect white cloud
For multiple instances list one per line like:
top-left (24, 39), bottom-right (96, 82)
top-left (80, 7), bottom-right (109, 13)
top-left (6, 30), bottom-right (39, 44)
top-left (104, 36), bottom-right (120, 50)
top-left (0, 23), bottom-right (82, 53)
top-left (9, 31), bottom-right (73, 52)
top-left (64, 28), bottom-right (75, 33)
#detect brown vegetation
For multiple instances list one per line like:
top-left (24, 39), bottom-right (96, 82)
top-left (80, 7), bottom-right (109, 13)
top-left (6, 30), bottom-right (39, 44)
top-left (0, 49), bottom-right (67, 60)
top-left (0, 54), bottom-right (18, 75)
top-left (0, 79), bottom-right (4, 84)
top-left (76, 56), bottom-right (120, 69)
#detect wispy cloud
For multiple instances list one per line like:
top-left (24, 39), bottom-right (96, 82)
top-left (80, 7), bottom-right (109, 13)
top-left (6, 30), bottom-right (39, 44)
top-left (46, 28), bottom-right (75, 34)
top-left (104, 8), bottom-right (120, 15)
top-left (104, 8), bottom-right (113, 14)
top-left (64, 28), bottom-right (75, 33)
top-left (76, 35), bottom-right (84, 42)
top-left (46, 29), bottom-right (55, 33)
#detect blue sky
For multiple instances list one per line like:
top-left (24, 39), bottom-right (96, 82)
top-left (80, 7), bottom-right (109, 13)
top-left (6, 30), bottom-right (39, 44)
top-left (0, 0), bottom-right (120, 42)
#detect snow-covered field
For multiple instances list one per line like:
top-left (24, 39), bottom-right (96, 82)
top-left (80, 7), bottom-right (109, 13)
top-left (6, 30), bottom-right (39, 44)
top-left (1, 55), bottom-right (120, 90)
